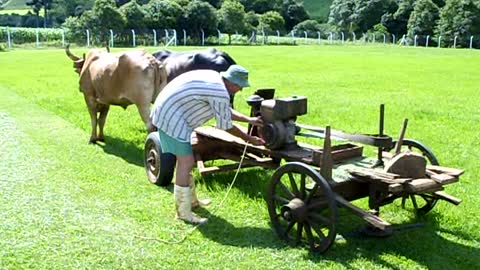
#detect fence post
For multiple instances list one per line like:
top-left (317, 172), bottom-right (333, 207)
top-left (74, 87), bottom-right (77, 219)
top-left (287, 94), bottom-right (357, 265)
top-left (277, 30), bottom-right (280, 45)
top-left (61, 29), bottom-right (65, 47)
top-left (454, 35), bottom-right (458, 48)
top-left (304, 31), bottom-right (308, 44)
top-left (372, 33), bottom-right (376, 44)
top-left (438, 36), bottom-right (442, 48)
top-left (414, 35), bottom-right (417, 47)
top-left (352, 32), bottom-right (356, 43)
top-left (470, 36), bottom-right (474, 49)
top-left (291, 30), bottom-right (295, 44)
top-left (152, 29), bottom-right (157, 47)
top-left (392, 34), bottom-right (396, 44)
top-left (7, 28), bottom-right (11, 48)
top-left (174, 29), bottom-right (177, 46)
top-left (341, 32), bottom-right (344, 44)
top-left (164, 29), bottom-right (168, 45)
top-left (328, 32), bottom-right (333, 44)
top-left (383, 34), bottom-right (386, 44)
top-left (86, 29), bottom-right (90, 47)
top-left (401, 34), bottom-right (406, 46)
top-left (109, 29), bottom-right (114, 48)
top-left (217, 29), bottom-right (221, 45)
top-left (183, 29), bottom-right (186, 46)
top-left (426, 35), bottom-right (429, 47)
top-left (317, 31), bottom-right (321, 44)
top-left (131, 29), bottom-right (136, 47)
top-left (36, 28), bottom-right (40, 48)
top-left (201, 29), bottom-right (205, 46)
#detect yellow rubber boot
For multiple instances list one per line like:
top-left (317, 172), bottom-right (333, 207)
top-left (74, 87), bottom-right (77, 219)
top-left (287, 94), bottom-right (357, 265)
top-left (174, 185), bottom-right (208, 225)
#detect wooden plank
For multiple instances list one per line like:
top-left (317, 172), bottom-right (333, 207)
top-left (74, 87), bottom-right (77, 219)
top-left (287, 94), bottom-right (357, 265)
top-left (433, 191), bottom-right (462, 205)
top-left (388, 183), bottom-right (403, 193)
top-left (403, 178), bottom-right (443, 193)
top-left (426, 165), bottom-right (464, 177)
top-left (426, 169), bottom-right (458, 185)
top-left (334, 194), bottom-right (391, 230)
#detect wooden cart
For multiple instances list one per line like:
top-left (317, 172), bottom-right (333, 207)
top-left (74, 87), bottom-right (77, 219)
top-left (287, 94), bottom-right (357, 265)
top-left (143, 90), bottom-right (463, 253)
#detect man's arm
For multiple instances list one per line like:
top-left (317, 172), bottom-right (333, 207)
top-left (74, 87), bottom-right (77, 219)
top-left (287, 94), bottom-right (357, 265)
top-left (230, 109), bottom-right (263, 127)
top-left (226, 124), bottom-right (265, 146)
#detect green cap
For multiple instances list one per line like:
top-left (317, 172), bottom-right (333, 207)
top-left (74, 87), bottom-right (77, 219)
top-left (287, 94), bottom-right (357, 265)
top-left (221, 65), bottom-right (250, 88)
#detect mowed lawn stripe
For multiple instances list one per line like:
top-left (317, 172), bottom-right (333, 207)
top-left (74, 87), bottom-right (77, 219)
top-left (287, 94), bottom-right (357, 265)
top-left (0, 87), bottom-right (198, 268)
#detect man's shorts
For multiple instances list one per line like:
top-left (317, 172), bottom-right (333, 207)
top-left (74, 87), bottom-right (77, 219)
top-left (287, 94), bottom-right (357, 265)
top-left (158, 129), bottom-right (193, 156)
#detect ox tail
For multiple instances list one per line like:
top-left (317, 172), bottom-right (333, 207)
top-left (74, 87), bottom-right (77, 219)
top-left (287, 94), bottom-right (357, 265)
top-left (65, 44), bottom-right (81, 61)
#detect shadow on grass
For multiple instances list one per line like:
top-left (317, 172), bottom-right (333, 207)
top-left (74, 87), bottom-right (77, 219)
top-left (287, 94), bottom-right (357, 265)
top-left (97, 135), bottom-right (144, 167)
top-left (199, 167), bottom-right (274, 200)
top-left (196, 208), bottom-right (286, 250)
top-left (305, 211), bottom-right (480, 269)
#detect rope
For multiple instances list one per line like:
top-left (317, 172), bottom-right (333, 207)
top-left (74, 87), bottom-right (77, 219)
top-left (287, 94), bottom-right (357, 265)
top-left (135, 129), bottom-right (252, 244)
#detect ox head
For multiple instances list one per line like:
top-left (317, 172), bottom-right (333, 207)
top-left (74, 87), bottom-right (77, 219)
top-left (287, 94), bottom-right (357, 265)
top-left (65, 44), bottom-right (85, 74)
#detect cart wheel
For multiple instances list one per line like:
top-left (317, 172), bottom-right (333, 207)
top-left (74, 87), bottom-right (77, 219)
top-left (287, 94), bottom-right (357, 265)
top-left (387, 139), bottom-right (439, 165)
top-left (267, 162), bottom-right (337, 253)
top-left (387, 139), bottom-right (440, 215)
top-left (144, 132), bottom-right (176, 186)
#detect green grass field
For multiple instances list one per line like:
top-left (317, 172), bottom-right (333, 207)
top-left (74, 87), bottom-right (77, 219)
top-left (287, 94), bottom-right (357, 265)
top-left (1, 45), bottom-right (479, 269)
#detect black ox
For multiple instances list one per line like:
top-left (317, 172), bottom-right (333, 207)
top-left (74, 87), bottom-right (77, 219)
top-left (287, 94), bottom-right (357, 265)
top-left (152, 48), bottom-right (237, 83)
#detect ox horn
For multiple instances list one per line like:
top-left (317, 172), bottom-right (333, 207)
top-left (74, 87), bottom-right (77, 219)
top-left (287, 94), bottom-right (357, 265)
top-left (65, 44), bottom-right (81, 61)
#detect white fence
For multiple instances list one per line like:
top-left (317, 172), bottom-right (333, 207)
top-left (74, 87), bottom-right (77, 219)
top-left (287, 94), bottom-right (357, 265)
top-left (1, 27), bottom-right (479, 50)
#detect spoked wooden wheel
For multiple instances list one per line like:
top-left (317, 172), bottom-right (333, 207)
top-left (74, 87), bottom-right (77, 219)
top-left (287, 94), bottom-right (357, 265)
top-left (388, 139), bottom-right (440, 215)
top-left (267, 162), bottom-right (338, 253)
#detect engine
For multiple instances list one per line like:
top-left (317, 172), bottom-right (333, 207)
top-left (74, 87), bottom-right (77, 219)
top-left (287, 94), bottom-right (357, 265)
top-left (247, 93), bottom-right (307, 149)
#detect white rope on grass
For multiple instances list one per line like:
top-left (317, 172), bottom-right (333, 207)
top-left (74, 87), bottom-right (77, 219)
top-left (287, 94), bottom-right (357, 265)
top-left (135, 130), bottom-right (253, 244)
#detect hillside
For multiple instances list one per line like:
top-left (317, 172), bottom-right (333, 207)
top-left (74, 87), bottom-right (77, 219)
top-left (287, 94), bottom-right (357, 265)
top-left (303, 0), bottom-right (332, 21)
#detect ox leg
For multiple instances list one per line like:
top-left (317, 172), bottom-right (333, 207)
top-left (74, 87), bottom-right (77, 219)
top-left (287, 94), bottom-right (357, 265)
top-left (97, 104), bottom-right (110, 142)
top-left (136, 103), bottom-right (155, 132)
top-left (84, 96), bottom-right (98, 144)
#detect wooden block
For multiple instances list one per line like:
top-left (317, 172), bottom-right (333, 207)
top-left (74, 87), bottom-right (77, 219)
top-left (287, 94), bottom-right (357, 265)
top-left (404, 178), bottom-right (442, 193)
top-left (384, 151), bottom-right (427, 178)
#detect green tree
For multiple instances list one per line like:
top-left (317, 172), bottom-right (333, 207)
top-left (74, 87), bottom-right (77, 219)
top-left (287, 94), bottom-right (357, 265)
top-left (63, 0), bottom-right (125, 45)
top-left (258, 10), bottom-right (285, 33)
top-left (353, 0), bottom-right (396, 34)
top-left (280, 0), bottom-right (309, 31)
top-left (407, 0), bottom-right (439, 45)
top-left (218, 0), bottom-right (246, 44)
top-left (144, 0), bottom-right (183, 30)
top-left (119, 0), bottom-right (146, 30)
top-left (50, 0), bottom-right (94, 26)
top-left (435, 0), bottom-right (480, 47)
top-left (327, 0), bottom-right (356, 32)
top-left (382, 0), bottom-right (414, 36)
top-left (239, 0), bottom-right (281, 14)
top-left (244, 11), bottom-right (259, 33)
top-left (293, 19), bottom-right (322, 37)
top-left (26, 0), bottom-right (52, 27)
top-left (180, 0), bottom-right (218, 39)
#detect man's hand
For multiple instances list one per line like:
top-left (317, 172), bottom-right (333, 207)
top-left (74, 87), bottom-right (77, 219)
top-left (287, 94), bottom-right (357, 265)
top-left (248, 116), bottom-right (264, 127)
top-left (248, 135), bottom-right (265, 146)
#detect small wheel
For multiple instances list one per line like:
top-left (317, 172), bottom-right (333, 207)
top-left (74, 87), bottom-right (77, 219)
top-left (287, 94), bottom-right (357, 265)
top-left (387, 139), bottom-right (440, 215)
top-left (267, 162), bottom-right (337, 253)
top-left (144, 132), bottom-right (176, 186)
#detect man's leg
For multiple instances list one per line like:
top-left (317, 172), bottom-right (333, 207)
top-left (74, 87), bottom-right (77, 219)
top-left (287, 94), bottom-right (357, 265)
top-left (174, 154), bottom-right (207, 224)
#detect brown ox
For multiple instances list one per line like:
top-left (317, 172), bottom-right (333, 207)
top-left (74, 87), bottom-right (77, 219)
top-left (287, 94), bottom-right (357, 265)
top-left (66, 46), bottom-right (167, 144)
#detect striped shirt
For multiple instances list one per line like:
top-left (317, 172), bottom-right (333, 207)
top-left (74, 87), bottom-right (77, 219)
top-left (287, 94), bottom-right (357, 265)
top-left (150, 69), bottom-right (233, 142)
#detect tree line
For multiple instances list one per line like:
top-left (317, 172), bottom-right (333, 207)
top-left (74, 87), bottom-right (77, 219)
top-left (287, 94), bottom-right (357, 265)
top-left (1, 0), bottom-right (480, 48)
